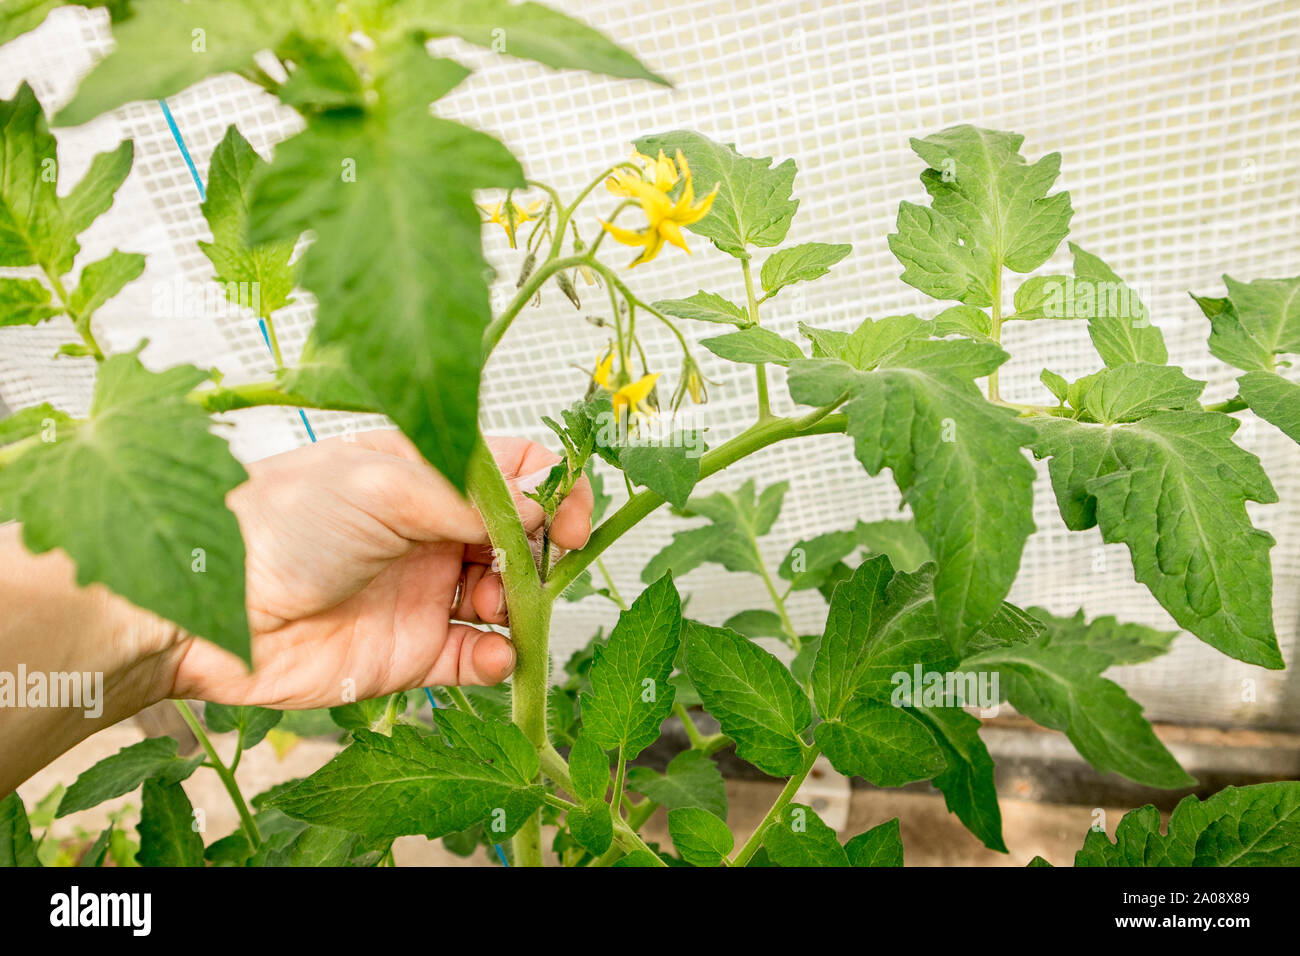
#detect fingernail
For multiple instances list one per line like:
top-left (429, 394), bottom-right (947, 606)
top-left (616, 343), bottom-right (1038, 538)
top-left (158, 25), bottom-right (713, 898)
top-left (516, 465), bottom-right (554, 494)
top-left (497, 585), bottom-right (508, 620)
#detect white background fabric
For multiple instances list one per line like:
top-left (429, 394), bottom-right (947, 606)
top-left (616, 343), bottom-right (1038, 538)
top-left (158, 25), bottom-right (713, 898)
top-left (2, 1), bottom-right (1297, 727)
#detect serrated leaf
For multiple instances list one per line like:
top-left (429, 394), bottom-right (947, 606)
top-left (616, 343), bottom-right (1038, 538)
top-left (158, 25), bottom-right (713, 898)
top-left (0, 353), bottom-right (251, 660)
top-left (136, 779), bottom-right (204, 867)
top-left (0, 277), bottom-right (58, 326)
top-left (800, 314), bottom-right (930, 371)
top-left (270, 723), bottom-right (544, 840)
top-left (635, 130), bottom-right (798, 259)
top-left (1040, 368), bottom-right (1069, 404)
top-left (700, 326), bottom-right (804, 366)
top-left (397, 0), bottom-right (668, 85)
top-left (619, 439), bottom-right (701, 509)
top-left (1192, 292), bottom-right (1274, 372)
top-left (652, 290), bottom-right (749, 327)
top-left (683, 621), bottom-right (810, 776)
top-left (274, 332), bottom-right (382, 413)
top-left (0, 793), bottom-right (40, 867)
top-left (626, 750), bottom-right (727, 820)
top-left (854, 519), bottom-right (932, 573)
top-left (964, 641), bottom-right (1194, 788)
top-left (252, 823), bottom-right (371, 867)
top-left (667, 807), bottom-right (732, 866)
top-left (199, 125), bottom-right (296, 318)
top-left (1074, 363), bottom-right (1205, 423)
top-left (1238, 370), bottom-right (1300, 443)
top-left (641, 480), bottom-right (786, 583)
top-left (889, 126), bottom-right (1072, 305)
top-left (1067, 245), bottom-right (1166, 366)
top-left (914, 706), bottom-right (1004, 852)
top-left (779, 527), bottom-right (859, 591)
top-left (566, 803), bottom-right (613, 856)
top-left (68, 249), bottom-right (145, 319)
top-left (567, 733), bottom-right (609, 804)
top-left (722, 609), bottom-right (786, 640)
top-left (1031, 411), bottom-right (1281, 668)
top-left (57, 737), bottom-right (204, 817)
top-left (759, 242), bottom-right (851, 297)
top-left (763, 803), bottom-right (847, 867)
top-left (1028, 607), bottom-right (1177, 667)
top-left (204, 703), bottom-right (283, 751)
top-left (816, 697), bottom-right (944, 786)
top-left (248, 44), bottom-right (524, 490)
top-left (934, 304), bottom-right (991, 340)
top-left (580, 574), bottom-right (682, 758)
top-left (1221, 275), bottom-right (1300, 359)
top-left (789, 339), bottom-right (1036, 642)
top-left (844, 818), bottom-right (904, 867)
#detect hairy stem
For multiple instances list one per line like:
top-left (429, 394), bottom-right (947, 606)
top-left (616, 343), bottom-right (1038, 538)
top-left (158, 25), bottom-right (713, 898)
top-left (172, 700), bottom-right (261, 849)
top-left (740, 257), bottom-right (772, 419)
top-left (188, 381), bottom-right (377, 415)
top-left (481, 254), bottom-right (589, 357)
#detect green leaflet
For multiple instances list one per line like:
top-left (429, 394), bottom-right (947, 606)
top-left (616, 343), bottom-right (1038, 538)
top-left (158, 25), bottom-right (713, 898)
top-left (844, 818), bottom-right (904, 867)
top-left (934, 304), bottom-right (992, 340)
top-left (1028, 607), bottom-right (1177, 667)
top-left (1218, 275), bottom-right (1300, 362)
top-left (854, 519), bottom-right (932, 573)
top-left (626, 750), bottom-right (727, 821)
top-left (0, 403), bottom-right (71, 446)
top-left (136, 779), bottom-right (205, 867)
top-left (914, 705), bottom-right (1005, 853)
top-left (1069, 245), bottom-right (1167, 366)
top-left (641, 480), bottom-right (787, 583)
top-left (788, 338), bottom-right (1036, 642)
top-left (618, 440), bottom-right (702, 510)
top-left (1238, 370), bottom-right (1300, 443)
top-left (700, 327), bottom-right (805, 366)
top-left (0, 277), bottom-right (58, 326)
top-left (762, 803), bottom-right (847, 867)
top-left (252, 824), bottom-right (375, 867)
top-left (799, 314), bottom-right (929, 370)
top-left (0, 353), bottom-right (252, 660)
top-left (0, 793), bottom-right (40, 867)
top-left (0, 0), bottom-right (63, 45)
top-left (759, 242), bottom-right (852, 298)
top-left (199, 125), bottom-right (296, 319)
top-left (963, 640), bottom-right (1193, 788)
top-left (579, 574), bottom-right (682, 758)
top-left (652, 290), bottom-right (750, 327)
top-left (1192, 292), bottom-right (1273, 372)
top-left (57, 737), bottom-right (205, 817)
top-left (781, 519), bottom-right (933, 591)
top-left (1031, 411), bottom-right (1281, 668)
top-left (1074, 782), bottom-right (1300, 866)
top-left (0, 84), bottom-right (133, 275)
top-left (683, 621), bottom-right (811, 777)
top-left (566, 733), bottom-right (610, 804)
top-left (270, 722), bottom-right (544, 841)
top-left (275, 332), bottom-right (383, 413)
top-left (565, 804), bottom-right (613, 856)
top-left (667, 807), bottom-right (733, 867)
top-left (889, 125), bottom-right (1072, 306)
top-left (722, 609), bottom-right (787, 641)
top-left (395, 0), bottom-right (668, 85)
top-left (68, 250), bottom-right (145, 319)
top-left (248, 45), bottom-right (524, 491)
top-left (779, 527), bottom-right (860, 591)
top-left (1070, 363), bottom-right (1204, 423)
top-left (816, 698), bottom-right (945, 787)
top-left (204, 703), bottom-right (283, 752)
top-left (635, 130), bottom-right (798, 259)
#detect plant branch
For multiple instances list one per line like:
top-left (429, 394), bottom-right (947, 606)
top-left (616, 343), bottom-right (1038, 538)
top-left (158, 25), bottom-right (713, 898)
top-left (730, 745), bottom-right (819, 866)
top-left (172, 700), bottom-right (261, 849)
top-left (740, 257), bottom-right (771, 419)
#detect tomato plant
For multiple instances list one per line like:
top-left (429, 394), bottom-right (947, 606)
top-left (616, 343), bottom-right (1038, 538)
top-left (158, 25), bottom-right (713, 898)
top-left (1, 1), bottom-right (1298, 868)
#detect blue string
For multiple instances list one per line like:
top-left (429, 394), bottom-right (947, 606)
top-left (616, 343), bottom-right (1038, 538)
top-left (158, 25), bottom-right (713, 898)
top-left (161, 99), bottom-right (505, 868)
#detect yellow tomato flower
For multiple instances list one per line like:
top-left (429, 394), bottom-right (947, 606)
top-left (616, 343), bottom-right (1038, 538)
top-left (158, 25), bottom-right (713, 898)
top-left (606, 150), bottom-right (679, 196)
top-left (611, 372), bottom-right (660, 422)
top-left (479, 199), bottom-right (543, 248)
top-left (601, 151), bottom-right (718, 267)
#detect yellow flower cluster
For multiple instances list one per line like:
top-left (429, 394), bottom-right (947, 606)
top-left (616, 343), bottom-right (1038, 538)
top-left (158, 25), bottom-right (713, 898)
top-left (478, 199), bottom-right (543, 248)
top-left (593, 351), bottom-right (658, 422)
top-left (601, 150), bottom-right (717, 266)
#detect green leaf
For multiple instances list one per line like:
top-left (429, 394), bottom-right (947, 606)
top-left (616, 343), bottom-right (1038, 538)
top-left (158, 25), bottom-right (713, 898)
top-left (566, 803), bottom-right (613, 856)
top-left (934, 304), bottom-right (991, 340)
top-left (700, 327), bottom-right (804, 366)
top-left (779, 528), bottom-right (859, 591)
top-left (634, 130), bottom-right (798, 259)
top-left (652, 290), bottom-right (749, 327)
top-left (68, 250), bottom-right (145, 319)
top-left (1220, 275), bottom-right (1300, 360)
top-left (619, 439), bottom-right (701, 509)
top-left (1073, 782), bottom-right (1300, 866)
top-left (844, 818), bottom-right (904, 867)
top-left (1028, 607), bottom-right (1177, 666)
top-left (1031, 411), bottom-right (1281, 668)
top-left (800, 314), bottom-right (930, 371)
top-left (253, 823), bottom-right (370, 867)
top-left (204, 703), bottom-right (283, 751)
top-left (275, 332), bottom-right (382, 412)
top-left (1192, 292), bottom-right (1275, 372)
top-left (914, 706), bottom-right (1004, 852)
top-left (58, 737), bottom-right (204, 816)
top-left (0, 0), bottom-right (62, 46)
top-left (329, 692), bottom-right (406, 735)
top-left (1068, 245), bottom-right (1167, 366)
top-left (667, 807), bottom-right (733, 866)
top-left (759, 242), bottom-right (851, 297)
top-left (397, 0), bottom-right (668, 85)
top-left (55, 1), bottom-right (294, 126)
top-left (567, 733), bottom-right (610, 804)
top-left (136, 779), bottom-right (205, 867)
top-left (1238, 370), bottom-right (1300, 443)
top-left (270, 722), bottom-right (544, 840)
top-left (0, 277), bottom-right (58, 326)
top-left (1040, 368), bottom-right (1069, 405)
top-left (964, 641), bottom-right (1194, 788)
top-left (889, 125), bottom-right (1072, 305)
top-left (816, 697), bottom-right (945, 786)
top-left (683, 621), bottom-right (810, 776)
top-left (0, 793), bottom-right (40, 867)
top-left (613, 849), bottom-right (663, 867)
top-left (763, 803), bottom-right (848, 867)
top-left (626, 750), bottom-right (727, 820)
top-left (0, 353), bottom-right (252, 660)
top-left (0, 85), bottom-right (133, 274)
top-left (1073, 363), bottom-right (1205, 424)
top-left (199, 125), bottom-right (296, 318)
top-left (78, 827), bottom-right (114, 868)
top-left (580, 574), bottom-right (682, 758)
top-left (641, 480), bottom-right (786, 583)
top-left (854, 519), bottom-right (932, 573)
top-left (1010, 274), bottom-right (1070, 320)
top-left (722, 609), bottom-right (786, 640)
top-left (789, 340), bottom-right (1036, 642)
top-left (249, 43), bottom-right (524, 490)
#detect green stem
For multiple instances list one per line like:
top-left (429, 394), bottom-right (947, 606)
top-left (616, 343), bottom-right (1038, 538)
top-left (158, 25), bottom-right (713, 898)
top-left (465, 436), bottom-right (552, 867)
top-left (443, 686), bottom-right (479, 718)
top-left (756, 558), bottom-right (800, 650)
top-left (740, 257), bottom-right (772, 420)
top-left (988, 270), bottom-right (1002, 402)
top-left (594, 558), bottom-right (628, 610)
top-left (261, 314), bottom-right (285, 370)
top-left (1206, 397), bottom-right (1248, 414)
top-left (546, 409), bottom-right (848, 596)
top-left (481, 255), bottom-right (588, 357)
top-left (171, 700), bottom-right (262, 849)
top-left (188, 380), bottom-right (377, 415)
top-left (611, 749), bottom-right (627, 818)
top-left (730, 745), bottom-right (819, 867)
top-left (42, 266), bottom-right (104, 360)
top-left (673, 702), bottom-right (707, 750)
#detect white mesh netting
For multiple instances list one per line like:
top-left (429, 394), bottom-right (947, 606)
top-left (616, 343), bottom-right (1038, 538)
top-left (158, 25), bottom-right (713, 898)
top-left (2, 1), bottom-right (1297, 728)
